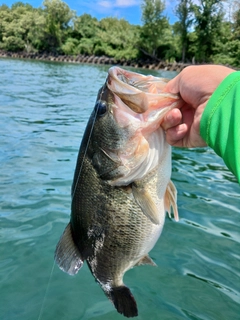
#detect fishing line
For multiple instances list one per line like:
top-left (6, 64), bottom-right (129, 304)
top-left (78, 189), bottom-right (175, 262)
top-left (37, 261), bottom-right (55, 320)
top-left (38, 81), bottom-right (105, 320)
top-left (71, 86), bottom-right (105, 200)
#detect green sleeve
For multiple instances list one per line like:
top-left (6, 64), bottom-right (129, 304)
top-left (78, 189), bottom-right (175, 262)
top-left (200, 71), bottom-right (240, 183)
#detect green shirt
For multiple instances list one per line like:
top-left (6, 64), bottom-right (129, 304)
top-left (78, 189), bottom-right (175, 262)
top-left (200, 71), bottom-right (240, 183)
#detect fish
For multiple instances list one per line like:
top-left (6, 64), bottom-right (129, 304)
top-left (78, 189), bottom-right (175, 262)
top-left (54, 66), bottom-right (181, 318)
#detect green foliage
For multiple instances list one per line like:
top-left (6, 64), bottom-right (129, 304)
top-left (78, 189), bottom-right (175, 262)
top-left (139, 0), bottom-right (169, 58)
top-left (211, 21), bottom-right (240, 67)
top-left (233, 7), bottom-right (240, 40)
top-left (70, 13), bottom-right (99, 55)
top-left (61, 37), bottom-right (78, 55)
top-left (0, 2), bottom-right (45, 52)
top-left (42, 0), bottom-right (75, 52)
top-left (0, 35), bottom-right (25, 51)
top-left (174, 0), bottom-right (194, 62)
top-left (94, 17), bottom-right (139, 60)
top-left (73, 14), bottom-right (99, 39)
top-left (76, 38), bottom-right (95, 55)
top-left (192, 0), bottom-right (224, 62)
top-left (0, 0), bottom-right (239, 67)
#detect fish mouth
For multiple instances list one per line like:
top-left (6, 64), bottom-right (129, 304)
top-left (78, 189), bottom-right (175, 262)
top-left (95, 67), bottom-right (182, 186)
top-left (107, 66), bottom-right (180, 116)
top-left (106, 67), bottom-right (181, 129)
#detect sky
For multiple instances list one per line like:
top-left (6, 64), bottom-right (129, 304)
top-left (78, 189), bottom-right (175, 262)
top-left (1, 0), bottom-right (179, 25)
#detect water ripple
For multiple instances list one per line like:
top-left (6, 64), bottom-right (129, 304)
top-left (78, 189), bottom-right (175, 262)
top-left (0, 58), bottom-right (239, 320)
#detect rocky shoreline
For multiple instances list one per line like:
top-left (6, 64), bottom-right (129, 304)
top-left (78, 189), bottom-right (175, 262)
top-left (0, 50), bottom-right (190, 72)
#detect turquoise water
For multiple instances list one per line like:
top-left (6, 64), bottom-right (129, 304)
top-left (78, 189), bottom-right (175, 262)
top-left (0, 58), bottom-right (239, 320)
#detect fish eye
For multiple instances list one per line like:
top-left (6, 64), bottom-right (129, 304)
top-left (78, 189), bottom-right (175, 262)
top-left (95, 101), bottom-right (107, 116)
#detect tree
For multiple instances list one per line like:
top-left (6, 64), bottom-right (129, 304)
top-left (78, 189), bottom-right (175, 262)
top-left (0, 0), bottom-right (239, 67)
top-left (174, 0), bottom-right (194, 62)
top-left (73, 14), bottom-right (99, 40)
top-left (192, 0), bottom-right (224, 62)
top-left (64, 13), bottom-right (100, 55)
top-left (42, 0), bottom-right (75, 52)
top-left (0, 5), bottom-right (10, 43)
top-left (0, 3), bottom-right (45, 52)
top-left (94, 17), bottom-right (139, 60)
top-left (232, 4), bottom-right (240, 40)
top-left (139, 0), bottom-right (169, 60)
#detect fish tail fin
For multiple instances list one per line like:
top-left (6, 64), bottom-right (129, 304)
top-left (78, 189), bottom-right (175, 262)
top-left (54, 223), bottom-right (84, 275)
top-left (108, 286), bottom-right (138, 318)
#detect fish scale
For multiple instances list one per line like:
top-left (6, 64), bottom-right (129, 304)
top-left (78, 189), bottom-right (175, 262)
top-left (55, 67), bottom-right (180, 318)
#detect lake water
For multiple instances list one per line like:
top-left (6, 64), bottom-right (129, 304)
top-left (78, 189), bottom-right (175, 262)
top-left (0, 58), bottom-right (239, 320)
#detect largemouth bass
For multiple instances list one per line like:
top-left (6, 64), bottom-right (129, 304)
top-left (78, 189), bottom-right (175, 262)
top-left (55, 67), bottom-right (180, 318)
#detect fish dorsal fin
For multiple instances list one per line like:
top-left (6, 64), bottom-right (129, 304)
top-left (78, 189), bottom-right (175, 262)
top-left (164, 180), bottom-right (179, 221)
top-left (132, 183), bottom-right (160, 225)
top-left (134, 255), bottom-right (157, 267)
top-left (54, 223), bottom-right (84, 275)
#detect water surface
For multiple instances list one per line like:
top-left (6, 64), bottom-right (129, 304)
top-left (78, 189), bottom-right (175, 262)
top-left (0, 58), bottom-right (239, 320)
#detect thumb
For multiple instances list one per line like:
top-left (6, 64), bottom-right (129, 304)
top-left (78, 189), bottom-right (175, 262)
top-left (164, 75), bottom-right (180, 94)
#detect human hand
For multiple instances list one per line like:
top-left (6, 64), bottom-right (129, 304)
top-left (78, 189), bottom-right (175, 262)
top-left (162, 65), bottom-right (235, 148)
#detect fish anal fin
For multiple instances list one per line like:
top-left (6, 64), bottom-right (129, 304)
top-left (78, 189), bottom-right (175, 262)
top-left (132, 183), bottom-right (160, 225)
top-left (164, 180), bottom-right (179, 221)
top-left (134, 255), bottom-right (157, 267)
top-left (109, 286), bottom-right (138, 318)
top-left (54, 223), bottom-right (84, 275)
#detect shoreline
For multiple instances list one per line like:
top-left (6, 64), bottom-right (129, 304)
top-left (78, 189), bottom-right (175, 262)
top-left (0, 50), bottom-right (190, 72)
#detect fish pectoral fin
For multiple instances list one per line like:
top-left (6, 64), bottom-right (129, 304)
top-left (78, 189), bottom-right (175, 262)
top-left (134, 255), bottom-right (157, 267)
top-left (54, 223), bottom-right (84, 275)
top-left (132, 183), bottom-right (160, 225)
top-left (164, 180), bottom-right (179, 221)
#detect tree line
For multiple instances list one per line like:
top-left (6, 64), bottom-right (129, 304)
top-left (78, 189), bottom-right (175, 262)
top-left (0, 0), bottom-right (239, 67)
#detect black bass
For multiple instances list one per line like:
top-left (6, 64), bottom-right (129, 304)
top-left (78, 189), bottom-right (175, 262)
top-left (55, 67), bottom-right (180, 318)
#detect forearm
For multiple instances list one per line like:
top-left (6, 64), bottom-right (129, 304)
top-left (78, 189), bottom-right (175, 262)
top-left (200, 71), bottom-right (240, 183)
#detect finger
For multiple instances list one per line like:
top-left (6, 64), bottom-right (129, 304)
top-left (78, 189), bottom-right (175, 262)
top-left (161, 108), bottom-right (182, 131)
top-left (164, 75), bottom-right (180, 94)
top-left (165, 123), bottom-right (188, 147)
